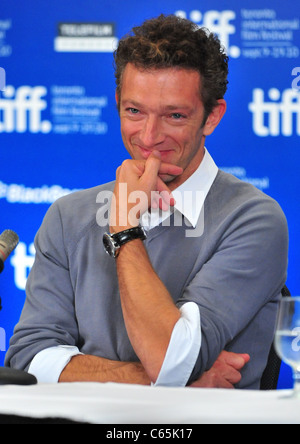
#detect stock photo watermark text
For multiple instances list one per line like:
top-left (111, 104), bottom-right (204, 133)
top-left (96, 185), bottom-right (205, 238)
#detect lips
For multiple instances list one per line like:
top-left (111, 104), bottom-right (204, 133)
top-left (138, 146), bottom-right (175, 159)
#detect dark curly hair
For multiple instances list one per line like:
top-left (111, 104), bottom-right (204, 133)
top-left (114, 14), bottom-right (229, 123)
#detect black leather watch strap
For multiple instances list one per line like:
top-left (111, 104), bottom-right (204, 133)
top-left (103, 226), bottom-right (147, 258)
top-left (112, 226), bottom-right (147, 246)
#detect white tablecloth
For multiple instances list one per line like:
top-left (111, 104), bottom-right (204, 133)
top-left (0, 383), bottom-right (298, 424)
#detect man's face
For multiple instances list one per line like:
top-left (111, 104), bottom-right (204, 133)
top-left (117, 63), bottom-right (211, 188)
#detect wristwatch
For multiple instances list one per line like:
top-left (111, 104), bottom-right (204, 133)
top-left (103, 226), bottom-right (147, 258)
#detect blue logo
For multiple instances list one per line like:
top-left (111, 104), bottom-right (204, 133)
top-left (292, 67), bottom-right (300, 91)
top-left (0, 327), bottom-right (6, 352)
top-left (0, 67), bottom-right (6, 91)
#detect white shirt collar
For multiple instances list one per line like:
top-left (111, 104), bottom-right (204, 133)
top-left (141, 148), bottom-right (218, 230)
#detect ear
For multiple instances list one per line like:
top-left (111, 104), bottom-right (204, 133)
top-left (115, 90), bottom-right (120, 106)
top-left (115, 90), bottom-right (121, 115)
top-left (203, 99), bottom-right (227, 136)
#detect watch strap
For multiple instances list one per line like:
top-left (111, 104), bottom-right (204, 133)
top-left (112, 226), bottom-right (147, 246)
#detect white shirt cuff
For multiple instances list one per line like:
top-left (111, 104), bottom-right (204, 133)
top-left (28, 345), bottom-right (82, 383)
top-left (154, 302), bottom-right (201, 387)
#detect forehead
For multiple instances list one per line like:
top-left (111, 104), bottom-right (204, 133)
top-left (120, 63), bottom-right (202, 108)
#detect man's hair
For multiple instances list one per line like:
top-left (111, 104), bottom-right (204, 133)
top-left (114, 14), bottom-right (229, 122)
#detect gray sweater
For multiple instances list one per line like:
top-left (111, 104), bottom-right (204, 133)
top-left (5, 170), bottom-right (289, 389)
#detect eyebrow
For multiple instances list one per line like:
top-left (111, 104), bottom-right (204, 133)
top-left (122, 100), bottom-right (193, 112)
top-left (164, 104), bottom-right (193, 111)
top-left (121, 100), bottom-right (142, 108)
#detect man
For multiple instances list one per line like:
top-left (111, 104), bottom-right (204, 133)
top-left (5, 15), bottom-right (288, 389)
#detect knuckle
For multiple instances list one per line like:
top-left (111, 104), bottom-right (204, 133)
top-left (121, 159), bottom-right (132, 168)
top-left (234, 371), bottom-right (242, 384)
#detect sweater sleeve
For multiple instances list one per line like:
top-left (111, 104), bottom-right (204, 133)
top-left (5, 199), bottom-right (79, 371)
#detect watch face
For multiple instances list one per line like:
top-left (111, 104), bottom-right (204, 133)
top-left (103, 233), bottom-right (119, 257)
top-left (103, 227), bottom-right (147, 258)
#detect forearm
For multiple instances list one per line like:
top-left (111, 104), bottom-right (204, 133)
top-left (116, 239), bottom-right (181, 383)
top-left (59, 354), bottom-right (151, 385)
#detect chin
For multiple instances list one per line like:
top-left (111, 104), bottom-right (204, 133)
top-left (159, 174), bottom-right (178, 184)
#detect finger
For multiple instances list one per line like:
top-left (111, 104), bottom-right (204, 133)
top-left (118, 155), bottom-right (183, 178)
top-left (158, 163), bottom-right (183, 177)
top-left (240, 353), bottom-right (251, 364)
top-left (189, 372), bottom-right (235, 389)
top-left (150, 192), bottom-right (159, 210)
top-left (115, 165), bottom-right (121, 180)
top-left (213, 358), bottom-right (243, 385)
top-left (217, 380), bottom-right (235, 389)
top-left (143, 153), bottom-right (176, 209)
top-left (141, 151), bottom-right (162, 188)
top-left (222, 367), bottom-right (242, 385)
top-left (150, 190), bottom-right (173, 212)
top-left (150, 150), bottom-right (183, 177)
top-left (158, 190), bottom-right (173, 211)
top-left (156, 178), bottom-right (176, 208)
top-left (219, 351), bottom-right (250, 370)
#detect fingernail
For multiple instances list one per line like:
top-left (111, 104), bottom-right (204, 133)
top-left (152, 150), bottom-right (161, 158)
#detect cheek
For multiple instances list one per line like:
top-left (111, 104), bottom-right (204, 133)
top-left (120, 123), bottom-right (143, 159)
top-left (169, 127), bottom-right (189, 150)
top-left (120, 121), bottom-right (134, 147)
top-left (177, 130), bottom-right (203, 164)
top-left (176, 131), bottom-right (195, 157)
top-left (121, 120), bottom-right (140, 143)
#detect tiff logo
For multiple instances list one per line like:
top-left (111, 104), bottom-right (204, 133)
top-left (175, 10), bottom-right (239, 58)
top-left (10, 242), bottom-right (35, 291)
top-left (249, 88), bottom-right (300, 137)
top-left (0, 67), bottom-right (6, 91)
top-left (0, 327), bottom-right (6, 352)
top-left (0, 85), bottom-right (52, 133)
top-left (292, 67), bottom-right (300, 91)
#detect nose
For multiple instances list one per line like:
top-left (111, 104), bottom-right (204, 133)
top-left (139, 115), bottom-right (165, 148)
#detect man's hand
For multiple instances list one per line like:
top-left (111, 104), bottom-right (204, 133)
top-left (110, 151), bottom-right (183, 233)
top-left (189, 351), bottom-right (250, 389)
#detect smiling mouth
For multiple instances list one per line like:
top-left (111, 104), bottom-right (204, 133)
top-left (138, 146), bottom-right (175, 159)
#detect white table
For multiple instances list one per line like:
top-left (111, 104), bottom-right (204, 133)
top-left (0, 383), bottom-right (298, 424)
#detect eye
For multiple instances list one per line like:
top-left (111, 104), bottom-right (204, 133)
top-left (127, 108), bottom-right (140, 114)
top-left (171, 113), bottom-right (186, 120)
